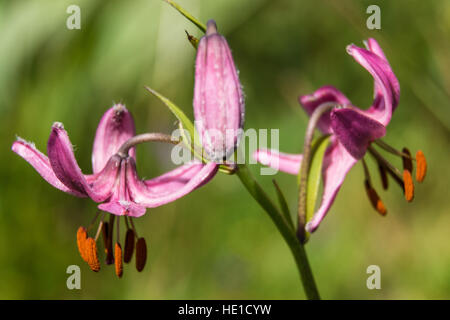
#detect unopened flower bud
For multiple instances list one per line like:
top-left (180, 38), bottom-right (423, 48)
top-left (193, 19), bottom-right (245, 161)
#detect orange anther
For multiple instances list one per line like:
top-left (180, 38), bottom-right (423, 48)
top-left (403, 170), bottom-right (414, 202)
top-left (115, 243), bottom-right (123, 278)
top-left (76, 227), bottom-right (89, 262)
top-left (85, 237), bottom-right (100, 272)
top-left (415, 150), bottom-right (427, 183)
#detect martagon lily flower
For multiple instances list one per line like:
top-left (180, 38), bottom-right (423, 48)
top-left (12, 104), bottom-right (218, 277)
top-left (254, 38), bottom-right (427, 233)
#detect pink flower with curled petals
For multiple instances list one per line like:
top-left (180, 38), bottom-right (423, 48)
top-left (12, 104), bottom-right (218, 275)
top-left (254, 39), bottom-right (424, 234)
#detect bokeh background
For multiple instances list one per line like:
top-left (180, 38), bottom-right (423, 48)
top-left (1, 0), bottom-right (449, 299)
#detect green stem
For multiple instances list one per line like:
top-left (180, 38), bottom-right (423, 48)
top-left (236, 164), bottom-right (320, 300)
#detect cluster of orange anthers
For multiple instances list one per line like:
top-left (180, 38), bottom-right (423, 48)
top-left (76, 213), bottom-right (147, 278)
top-left (362, 140), bottom-right (427, 216)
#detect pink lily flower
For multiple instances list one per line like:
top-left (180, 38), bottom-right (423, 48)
top-left (254, 39), bottom-right (425, 233)
top-left (12, 104), bottom-right (218, 216)
top-left (12, 104), bottom-right (218, 275)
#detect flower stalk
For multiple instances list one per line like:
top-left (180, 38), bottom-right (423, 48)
top-left (236, 164), bottom-right (320, 300)
top-left (117, 133), bottom-right (180, 158)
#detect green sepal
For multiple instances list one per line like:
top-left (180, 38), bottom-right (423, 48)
top-left (297, 134), bottom-right (331, 242)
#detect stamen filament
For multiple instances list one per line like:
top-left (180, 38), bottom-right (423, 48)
top-left (378, 163), bottom-right (389, 190)
top-left (105, 215), bottom-right (115, 265)
top-left (124, 215), bottom-right (130, 230)
top-left (94, 213), bottom-right (106, 242)
top-left (116, 214), bottom-right (120, 243)
top-left (87, 210), bottom-right (101, 232)
top-left (129, 217), bottom-right (139, 239)
top-left (368, 146), bottom-right (404, 183)
top-left (362, 158), bottom-right (387, 216)
top-left (402, 148), bottom-right (413, 173)
top-left (364, 180), bottom-right (387, 216)
top-left (361, 158), bottom-right (372, 183)
top-left (374, 140), bottom-right (415, 160)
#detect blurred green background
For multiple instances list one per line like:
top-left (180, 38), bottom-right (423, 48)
top-left (1, 0), bottom-right (449, 299)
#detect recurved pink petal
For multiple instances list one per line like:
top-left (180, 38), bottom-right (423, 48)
top-left (252, 149), bottom-right (302, 175)
top-left (47, 123), bottom-right (118, 202)
top-left (194, 20), bottom-right (244, 161)
top-left (365, 38), bottom-right (388, 62)
top-left (92, 104), bottom-right (136, 173)
top-left (305, 140), bottom-right (358, 233)
top-left (298, 86), bottom-right (352, 134)
top-left (12, 138), bottom-right (85, 197)
top-left (330, 107), bottom-right (386, 159)
top-left (126, 158), bottom-right (218, 207)
top-left (346, 42), bottom-right (399, 126)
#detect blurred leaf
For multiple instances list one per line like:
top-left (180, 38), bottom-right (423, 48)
top-left (145, 86), bottom-right (195, 138)
top-left (272, 179), bottom-right (294, 229)
top-left (163, 0), bottom-right (207, 33)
